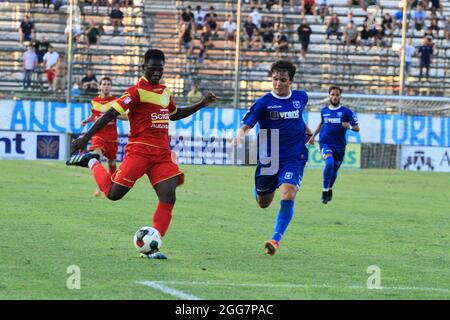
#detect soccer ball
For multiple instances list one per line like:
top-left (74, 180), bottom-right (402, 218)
top-left (133, 226), bottom-right (162, 254)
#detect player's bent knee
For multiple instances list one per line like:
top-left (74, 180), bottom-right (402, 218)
top-left (106, 192), bottom-right (123, 201)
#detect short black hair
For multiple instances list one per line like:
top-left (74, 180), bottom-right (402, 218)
top-left (270, 60), bottom-right (296, 81)
top-left (100, 76), bottom-right (112, 86)
top-left (328, 86), bottom-right (342, 94)
top-left (144, 49), bottom-right (165, 64)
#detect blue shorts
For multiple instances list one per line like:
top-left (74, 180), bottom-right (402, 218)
top-left (255, 159), bottom-right (307, 195)
top-left (320, 144), bottom-right (345, 167)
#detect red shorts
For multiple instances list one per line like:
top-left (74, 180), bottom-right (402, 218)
top-left (46, 69), bottom-right (55, 83)
top-left (88, 136), bottom-right (118, 161)
top-left (112, 143), bottom-right (184, 189)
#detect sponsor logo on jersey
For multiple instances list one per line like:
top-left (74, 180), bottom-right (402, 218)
top-left (267, 105), bottom-right (283, 109)
top-left (284, 172), bottom-right (293, 180)
top-left (270, 110), bottom-right (300, 120)
top-left (325, 117), bottom-right (341, 124)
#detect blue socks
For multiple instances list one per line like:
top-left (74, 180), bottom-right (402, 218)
top-left (272, 200), bottom-right (294, 242)
top-left (323, 156), bottom-right (335, 190)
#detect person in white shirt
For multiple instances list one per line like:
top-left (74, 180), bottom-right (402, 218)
top-left (42, 45), bottom-right (59, 91)
top-left (222, 15), bottom-right (237, 48)
top-left (193, 5), bottom-right (207, 31)
top-left (22, 44), bottom-right (38, 89)
top-left (250, 7), bottom-right (262, 28)
top-left (404, 37), bottom-right (415, 80)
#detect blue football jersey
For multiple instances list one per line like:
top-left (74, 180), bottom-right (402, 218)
top-left (242, 90), bottom-right (309, 162)
top-left (319, 105), bottom-right (358, 149)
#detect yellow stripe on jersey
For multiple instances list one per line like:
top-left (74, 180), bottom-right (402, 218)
top-left (92, 101), bottom-right (112, 113)
top-left (138, 88), bottom-right (171, 108)
top-left (111, 100), bottom-right (126, 115)
top-left (152, 120), bottom-right (169, 124)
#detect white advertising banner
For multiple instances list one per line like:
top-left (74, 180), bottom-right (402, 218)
top-left (401, 146), bottom-right (450, 172)
top-left (0, 99), bottom-right (449, 147)
top-left (0, 131), bottom-right (69, 160)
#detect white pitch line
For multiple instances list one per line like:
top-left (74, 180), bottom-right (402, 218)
top-left (149, 280), bottom-right (450, 294)
top-left (138, 281), bottom-right (201, 300)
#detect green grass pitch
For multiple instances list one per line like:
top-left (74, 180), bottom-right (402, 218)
top-left (0, 160), bottom-right (449, 299)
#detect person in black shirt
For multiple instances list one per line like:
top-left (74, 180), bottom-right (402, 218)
top-left (418, 37), bottom-right (434, 81)
top-left (19, 15), bottom-right (35, 46)
top-left (81, 69), bottom-right (99, 94)
top-left (110, 3), bottom-right (124, 35)
top-left (205, 6), bottom-right (219, 37)
top-left (297, 18), bottom-right (312, 60)
top-left (243, 15), bottom-right (259, 49)
top-left (259, 16), bottom-right (274, 49)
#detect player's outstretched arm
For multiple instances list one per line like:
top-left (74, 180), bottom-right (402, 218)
top-left (308, 122), bottom-right (322, 145)
top-left (342, 122), bottom-right (360, 132)
top-left (232, 125), bottom-right (252, 146)
top-left (70, 108), bottom-right (120, 154)
top-left (81, 114), bottom-right (95, 126)
top-left (169, 91), bottom-right (217, 121)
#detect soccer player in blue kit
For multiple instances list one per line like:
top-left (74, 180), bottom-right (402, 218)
top-left (308, 86), bottom-right (360, 204)
top-left (233, 60), bottom-right (313, 256)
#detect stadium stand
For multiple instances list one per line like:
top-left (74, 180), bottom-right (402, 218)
top-left (0, 0), bottom-right (449, 108)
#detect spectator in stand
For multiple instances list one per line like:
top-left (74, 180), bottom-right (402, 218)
top-left (43, 45), bottom-right (59, 91)
top-left (374, 24), bottom-right (387, 50)
top-left (205, 6), bottom-right (219, 37)
top-left (394, 8), bottom-right (411, 32)
top-left (81, 69), bottom-right (99, 94)
top-left (344, 20), bottom-right (359, 51)
top-left (445, 17), bottom-right (450, 41)
top-left (22, 44), bottom-right (38, 90)
top-left (317, 0), bottom-right (330, 23)
top-left (110, 3), bottom-right (124, 35)
top-left (343, 11), bottom-right (353, 26)
top-left (187, 84), bottom-right (203, 104)
top-left (53, 54), bottom-right (67, 93)
top-left (53, 0), bottom-right (66, 11)
top-left (364, 11), bottom-right (377, 37)
top-left (297, 18), bottom-right (312, 60)
top-left (272, 31), bottom-right (289, 58)
top-left (193, 5), bottom-right (207, 31)
top-left (259, 16), bottom-right (275, 49)
top-left (43, 0), bottom-right (51, 9)
top-left (301, 0), bottom-right (317, 22)
top-left (180, 22), bottom-right (195, 57)
top-left (243, 15), bottom-right (259, 49)
top-left (326, 13), bottom-right (342, 41)
top-left (85, 20), bottom-right (101, 50)
top-left (180, 6), bottom-right (195, 31)
top-left (429, 0), bottom-right (443, 17)
top-left (19, 15), bottom-right (35, 48)
top-left (360, 22), bottom-right (372, 49)
top-left (404, 37), bottom-right (415, 81)
top-left (250, 7), bottom-right (263, 28)
top-left (428, 17), bottom-right (440, 39)
top-left (34, 35), bottom-right (50, 68)
top-left (222, 15), bottom-right (237, 48)
top-left (198, 24), bottom-right (215, 63)
top-left (382, 12), bottom-right (394, 36)
top-left (418, 36), bottom-right (434, 81)
top-left (65, 21), bottom-right (83, 45)
top-left (412, 4), bottom-right (427, 32)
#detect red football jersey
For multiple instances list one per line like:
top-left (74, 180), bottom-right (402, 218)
top-left (91, 95), bottom-right (118, 142)
top-left (111, 77), bottom-right (177, 151)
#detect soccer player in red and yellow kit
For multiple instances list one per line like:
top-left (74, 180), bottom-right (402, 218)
top-left (66, 49), bottom-right (217, 259)
top-left (80, 76), bottom-right (127, 197)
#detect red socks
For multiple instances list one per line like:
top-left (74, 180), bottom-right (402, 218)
top-left (153, 202), bottom-right (174, 238)
top-left (91, 162), bottom-right (113, 196)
